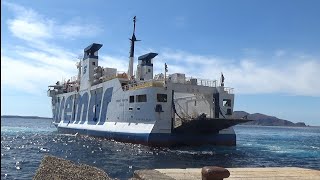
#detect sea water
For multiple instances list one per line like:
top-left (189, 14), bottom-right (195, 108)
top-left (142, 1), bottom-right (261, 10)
top-left (1, 117), bottom-right (319, 179)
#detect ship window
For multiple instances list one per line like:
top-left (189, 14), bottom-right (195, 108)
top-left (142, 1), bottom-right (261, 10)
top-left (129, 107), bottom-right (133, 111)
top-left (129, 96), bottom-right (134, 103)
top-left (226, 109), bottom-right (232, 115)
top-left (92, 62), bottom-right (96, 65)
top-left (148, 69), bottom-right (151, 72)
top-left (223, 99), bottom-right (231, 107)
top-left (137, 94), bottom-right (147, 102)
top-left (137, 107), bottom-right (140, 110)
top-left (157, 94), bottom-right (167, 102)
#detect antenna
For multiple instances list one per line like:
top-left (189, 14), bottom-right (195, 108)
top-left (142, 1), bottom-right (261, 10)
top-left (129, 16), bottom-right (140, 57)
top-left (76, 55), bottom-right (82, 83)
top-left (221, 72), bottom-right (225, 87)
top-left (128, 16), bottom-right (141, 80)
top-left (165, 63), bottom-right (168, 86)
top-left (133, 16), bottom-right (136, 34)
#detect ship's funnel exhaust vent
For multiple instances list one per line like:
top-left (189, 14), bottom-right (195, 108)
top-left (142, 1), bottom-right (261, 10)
top-left (83, 43), bottom-right (103, 60)
top-left (136, 52), bottom-right (158, 81)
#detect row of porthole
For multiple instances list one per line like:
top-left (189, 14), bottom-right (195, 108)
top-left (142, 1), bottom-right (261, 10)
top-left (115, 117), bottom-right (152, 121)
top-left (187, 88), bottom-right (200, 93)
top-left (129, 107), bottom-right (141, 111)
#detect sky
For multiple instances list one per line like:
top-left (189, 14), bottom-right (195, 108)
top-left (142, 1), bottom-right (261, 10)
top-left (1, 0), bottom-right (320, 126)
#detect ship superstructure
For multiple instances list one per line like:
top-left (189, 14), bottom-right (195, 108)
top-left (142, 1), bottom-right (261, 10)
top-left (47, 17), bottom-right (250, 146)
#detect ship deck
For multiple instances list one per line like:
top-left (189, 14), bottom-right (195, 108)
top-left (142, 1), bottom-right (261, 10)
top-left (173, 118), bottom-right (252, 134)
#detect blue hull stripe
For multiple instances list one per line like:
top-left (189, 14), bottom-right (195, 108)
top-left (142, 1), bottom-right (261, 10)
top-left (57, 127), bottom-right (236, 146)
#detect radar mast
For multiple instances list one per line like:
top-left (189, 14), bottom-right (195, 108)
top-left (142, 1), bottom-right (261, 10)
top-left (128, 16), bottom-right (140, 80)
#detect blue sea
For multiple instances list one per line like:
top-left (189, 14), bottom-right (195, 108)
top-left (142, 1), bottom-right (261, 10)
top-left (1, 118), bottom-right (320, 179)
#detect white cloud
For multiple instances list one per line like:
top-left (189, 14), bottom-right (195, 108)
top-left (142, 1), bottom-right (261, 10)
top-left (1, 2), bottom-right (103, 94)
top-left (58, 23), bottom-right (103, 40)
top-left (99, 55), bottom-right (128, 72)
top-left (2, 2), bottom-right (320, 97)
top-left (1, 55), bottom-right (74, 94)
top-left (156, 49), bottom-right (320, 96)
top-left (4, 2), bottom-right (102, 42)
top-left (13, 48), bottom-right (77, 71)
top-left (8, 19), bottom-right (53, 41)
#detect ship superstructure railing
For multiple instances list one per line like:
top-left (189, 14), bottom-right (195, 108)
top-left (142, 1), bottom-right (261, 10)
top-left (163, 74), bottom-right (217, 88)
top-left (99, 71), bottom-right (128, 83)
top-left (70, 76), bottom-right (78, 82)
top-left (224, 87), bottom-right (234, 94)
top-left (48, 75), bottom-right (80, 95)
top-left (187, 77), bottom-right (217, 87)
top-left (122, 79), bottom-right (164, 91)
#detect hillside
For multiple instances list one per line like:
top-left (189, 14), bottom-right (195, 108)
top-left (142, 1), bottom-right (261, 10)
top-left (233, 111), bottom-right (307, 127)
top-left (1, 113), bottom-right (308, 127)
top-left (1, 115), bottom-right (52, 120)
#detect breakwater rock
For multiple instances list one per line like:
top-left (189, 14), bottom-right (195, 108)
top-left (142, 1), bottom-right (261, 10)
top-left (33, 155), bottom-right (112, 180)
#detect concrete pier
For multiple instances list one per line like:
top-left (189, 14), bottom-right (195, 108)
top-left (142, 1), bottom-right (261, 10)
top-left (134, 167), bottom-right (320, 180)
top-left (34, 156), bottom-right (319, 180)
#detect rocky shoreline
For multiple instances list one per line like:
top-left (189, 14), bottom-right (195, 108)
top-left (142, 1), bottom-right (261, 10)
top-left (33, 156), bottom-right (112, 180)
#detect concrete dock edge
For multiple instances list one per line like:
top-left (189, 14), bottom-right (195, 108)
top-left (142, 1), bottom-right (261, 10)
top-left (134, 170), bottom-right (175, 180)
top-left (142, 167), bottom-right (320, 180)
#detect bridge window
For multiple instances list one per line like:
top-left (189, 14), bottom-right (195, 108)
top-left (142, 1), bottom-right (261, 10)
top-left (157, 94), bottom-right (167, 102)
top-left (129, 96), bottom-right (134, 103)
top-left (137, 94), bottom-right (147, 102)
top-left (223, 99), bottom-right (231, 107)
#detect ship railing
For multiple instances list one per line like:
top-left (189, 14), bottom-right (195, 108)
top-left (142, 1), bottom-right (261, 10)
top-left (190, 78), bottom-right (217, 87)
top-left (122, 79), bottom-right (165, 91)
top-left (53, 76), bottom-right (79, 94)
top-left (70, 76), bottom-right (78, 82)
top-left (62, 76), bottom-right (78, 84)
top-left (100, 75), bottom-right (114, 82)
top-left (100, 71), bottom-right (128, 82)
top-left (165, 75), bottom-right (217, 87)
top-left (116, 71), bottom-right (128, 79)
top-left (224, 87), bottom-right (234, 94)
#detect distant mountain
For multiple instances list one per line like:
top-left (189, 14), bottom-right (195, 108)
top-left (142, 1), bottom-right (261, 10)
top-left (1, 113), bottom-right (308, 127)
top-left (1, 115), bottom-right (52, 120)
top-left (233, 111), bottom-right (307, 127)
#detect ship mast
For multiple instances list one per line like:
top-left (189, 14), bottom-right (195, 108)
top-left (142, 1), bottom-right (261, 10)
top-left (128, 16), bottom-right (140, 80)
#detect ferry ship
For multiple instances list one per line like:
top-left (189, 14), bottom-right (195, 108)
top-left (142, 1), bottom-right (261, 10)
top-left (47, 17), bottom-right (250, 146)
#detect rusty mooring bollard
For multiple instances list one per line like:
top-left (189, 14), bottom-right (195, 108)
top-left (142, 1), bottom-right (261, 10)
top-left (201, 166), bottom-right (230, 180)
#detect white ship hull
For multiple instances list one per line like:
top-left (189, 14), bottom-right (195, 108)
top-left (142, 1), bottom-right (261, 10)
top-left (50, 78), bottom-right (242, 146)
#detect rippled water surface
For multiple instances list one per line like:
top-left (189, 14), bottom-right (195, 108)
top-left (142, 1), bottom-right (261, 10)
top-left (1, 118), bottom-right (320, 179)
